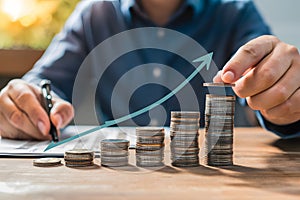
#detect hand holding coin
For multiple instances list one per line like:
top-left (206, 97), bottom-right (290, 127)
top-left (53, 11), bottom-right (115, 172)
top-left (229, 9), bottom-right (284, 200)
top-left (214, 35), bottom-right (300, 126)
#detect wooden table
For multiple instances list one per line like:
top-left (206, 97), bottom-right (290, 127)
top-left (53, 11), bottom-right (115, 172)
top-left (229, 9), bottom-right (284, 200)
top-left (0, 127), bottom-right (299, 200)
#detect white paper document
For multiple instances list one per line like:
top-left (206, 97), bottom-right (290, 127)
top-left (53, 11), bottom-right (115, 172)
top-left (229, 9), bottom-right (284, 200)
top-left (0, 126), bottom-right (137, 157)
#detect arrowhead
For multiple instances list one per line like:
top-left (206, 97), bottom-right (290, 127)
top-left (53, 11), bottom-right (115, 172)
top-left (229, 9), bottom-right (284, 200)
top-left (44, 141), bottom-right (55, 152)
top-left (192, 52), bottom-right (213, 70)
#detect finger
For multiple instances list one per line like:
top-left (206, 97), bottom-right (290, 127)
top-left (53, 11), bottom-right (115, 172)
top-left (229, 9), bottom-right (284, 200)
top-left (260, 88), bottom-right (300, 125)
top-left (212, 71), bottom-right (222, 83)
top-left (50, 99), bottom-right (74, 129)
top-left (246, 57), bottom-right (300, 110)
top-left (6, 80), bottom-right (50, 136)
top-left (233, 42), bottom-right (297, 98)
top-left (0, 113), bottom-right (31, 140)
top-left (221, 35), bottom-right (279, 83)
top-left (0, 92), bottom-right (49, 140)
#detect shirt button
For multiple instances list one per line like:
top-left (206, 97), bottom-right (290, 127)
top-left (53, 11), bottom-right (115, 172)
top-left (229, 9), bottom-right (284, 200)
top-left (153, 67), bottom-right (162, 78)
top-left (157, 29), bottom-right (165, 38)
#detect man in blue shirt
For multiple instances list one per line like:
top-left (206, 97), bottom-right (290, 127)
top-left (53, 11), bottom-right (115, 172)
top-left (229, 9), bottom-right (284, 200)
top-left (0, 0), bottom-right (299, 140)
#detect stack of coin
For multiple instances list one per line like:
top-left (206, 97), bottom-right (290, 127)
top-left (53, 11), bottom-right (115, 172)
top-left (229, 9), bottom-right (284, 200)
top-left (170, 111), bottom-right (200, 167)
top-left (64, 149), bottom-right (94, 167)
top-left (33, 158), bottom-right (62, 167)
top-left (100, 139), bottom-right (129, 167)
top-left (204, 94), bottom-right (235, 166)
top-left (135, 127), bottom-right (165, 167)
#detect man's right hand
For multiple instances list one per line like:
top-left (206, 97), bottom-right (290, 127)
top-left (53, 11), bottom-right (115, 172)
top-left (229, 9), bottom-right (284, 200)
top-left (0, 79), bottom-right (74, 140)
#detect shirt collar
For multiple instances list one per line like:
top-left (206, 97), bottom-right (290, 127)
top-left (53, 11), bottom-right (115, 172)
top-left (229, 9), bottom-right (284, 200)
top-left (121, 0), bottom-right (204, 20)
top-left (188, 0), bottom-right (204, 15)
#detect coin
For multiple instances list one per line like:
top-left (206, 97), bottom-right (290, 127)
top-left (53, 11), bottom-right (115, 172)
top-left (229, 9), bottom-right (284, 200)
top-left (206, 154), bottom-right (233, 166)
top-left (101, 156), bottom-right (129, 163)
top-left (203, 83), bottom-right (235, 87)
top-left (101, 156), bottom-right (129, 167)
top-left (171, 147), bottom-right (199, 155)
top-left (170, 130), bottom-right (199, 137)
top-left (101, 150), bottom-right (129, 157)
top-left (101, 161), bottom-right (128, 167)
top-left (136, 127), bottom-right (164, 133)
top-left (64, 153), bottom-right (94, 161)
top-left (65, 149), bottom-right (94, 155)
top-left (208, 148), bottom-right (233, 154)
top-left (205, 94), bottom-right (236, 100)
top-left (136, 143), bottom-right (164, 150)
top-left (136, 161), bottom-right (164, 167)
top-left (65, 160), bottom-right (94, 167)
top-left (170, 123), bottom-right (199, 131)
top-left (33, 158), bottom-right (62, 167)
top-left (136, 137), bottom-right (164, 144)
top-left (171, 135), bottom-right (198, 143)
top-left (136, 155), bottom-right (163, 162)
top-left (171, 117), bottom-right (200, 124)
top-left (171, 160), bottom-right (199, 167)
top-left (101, 139), bottom-right (129, 150)
top-left (171, 140), bottom-right (198, 148)
top-left (136, 152), bottom-right (164, 167)
top-left (171, 111), bottom-right (200, 119)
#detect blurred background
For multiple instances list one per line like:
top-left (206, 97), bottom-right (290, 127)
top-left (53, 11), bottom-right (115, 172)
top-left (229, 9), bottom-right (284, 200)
top-left (0, 0), bottom-right (80, 49)
top-left (254, 0), bottom-right (300, 49)
top-left (0, 0), bottom-right (299, 89)
top-left (0, 0), bottom-right (79, 88)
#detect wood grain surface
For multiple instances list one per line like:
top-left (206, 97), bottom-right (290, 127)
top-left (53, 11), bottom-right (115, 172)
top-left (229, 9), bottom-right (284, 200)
top-left (0, 128), bottom-right (299, 200)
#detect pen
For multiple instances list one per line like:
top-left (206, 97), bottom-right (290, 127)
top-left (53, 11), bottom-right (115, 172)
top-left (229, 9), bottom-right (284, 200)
top-left (40, 79), bottom-right (59, 142)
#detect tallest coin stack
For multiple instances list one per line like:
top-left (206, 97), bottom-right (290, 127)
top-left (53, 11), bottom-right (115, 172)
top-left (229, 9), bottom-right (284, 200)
top-left (204, 90), bottom-right (235, 166)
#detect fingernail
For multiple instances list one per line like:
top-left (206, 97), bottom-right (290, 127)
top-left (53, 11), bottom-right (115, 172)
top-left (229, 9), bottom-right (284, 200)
top-left (37, 121), bottom-right (48, 136)
top-left (222, 71), bottom-right (235, 83)
top-left (213, 71), bottom-right (222, 82)
top-left (212, 75), bottom-right (218, 82)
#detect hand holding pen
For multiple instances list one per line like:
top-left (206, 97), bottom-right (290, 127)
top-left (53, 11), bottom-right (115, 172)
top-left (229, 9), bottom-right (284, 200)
top-left (0, 79), bottom-right (74, 140)
top-left (40, 80), bottom-right (59, 142)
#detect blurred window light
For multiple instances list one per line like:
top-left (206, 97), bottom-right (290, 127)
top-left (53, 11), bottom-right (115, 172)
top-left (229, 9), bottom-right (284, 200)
top-left (1, 0), bottom-right (36, 22)
top-left (0, 0), bottom-right (80, 49)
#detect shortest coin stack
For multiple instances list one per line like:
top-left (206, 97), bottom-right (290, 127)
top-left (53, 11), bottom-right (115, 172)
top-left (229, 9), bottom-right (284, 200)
top-left (100, 139), bottom-right (129, 167)
top-left (170, 111), bottom-right (200, 167)
top-left (64, 149), bottom-right (94, 167)
top-left (136, 127), bottom-right (165, 167)
top-left (33, 158), bottom-right (62, 167)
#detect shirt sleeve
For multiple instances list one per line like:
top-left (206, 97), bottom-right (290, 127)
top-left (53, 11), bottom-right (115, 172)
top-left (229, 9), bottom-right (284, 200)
top-left (230, 0), bottom-right (271, 53)
top-left (256, 111), bottom-right (300, 139)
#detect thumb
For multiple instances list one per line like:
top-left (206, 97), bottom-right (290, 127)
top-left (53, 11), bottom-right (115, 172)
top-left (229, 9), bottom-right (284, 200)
top-left (50, 100), bottom-right (74, 129)
top-left (221, 35), bottom-right (278, 83)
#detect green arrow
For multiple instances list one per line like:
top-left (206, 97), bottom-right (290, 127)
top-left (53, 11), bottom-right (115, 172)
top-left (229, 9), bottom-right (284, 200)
top-left (44, 52), bottom-right (213, 151)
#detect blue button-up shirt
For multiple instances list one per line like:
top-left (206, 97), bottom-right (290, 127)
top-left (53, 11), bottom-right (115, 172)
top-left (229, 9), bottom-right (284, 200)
top-left (23, 0), bottom-right (300, 137)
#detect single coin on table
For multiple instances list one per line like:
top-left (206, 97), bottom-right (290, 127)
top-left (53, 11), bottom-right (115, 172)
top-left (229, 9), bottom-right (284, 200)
top-left (33, 158), bottom-right (62, 167)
